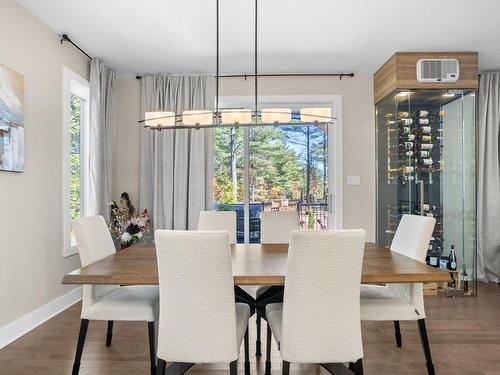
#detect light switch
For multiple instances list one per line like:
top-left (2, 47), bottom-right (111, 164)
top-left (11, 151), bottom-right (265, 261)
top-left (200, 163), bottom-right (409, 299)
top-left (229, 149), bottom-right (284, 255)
top-left (347, 176), bottom-right (361, 185)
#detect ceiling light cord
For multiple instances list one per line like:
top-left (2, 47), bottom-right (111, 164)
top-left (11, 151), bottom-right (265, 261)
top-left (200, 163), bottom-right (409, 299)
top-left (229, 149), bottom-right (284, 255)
top-left (216, 0), bottom-right (219, 125)
top-left (254, 0), bottom-right (258, 126)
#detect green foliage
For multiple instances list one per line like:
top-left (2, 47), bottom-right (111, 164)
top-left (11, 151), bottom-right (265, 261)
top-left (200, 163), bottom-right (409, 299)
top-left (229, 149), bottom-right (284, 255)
top-left (213, 125), bottom-right (327, 204)
top-left (249, 127), bottom-right (303, 201)
top-left (70, 95), bottom-right (82, 220)
top-left (308, 207), bottom-right (315, 229)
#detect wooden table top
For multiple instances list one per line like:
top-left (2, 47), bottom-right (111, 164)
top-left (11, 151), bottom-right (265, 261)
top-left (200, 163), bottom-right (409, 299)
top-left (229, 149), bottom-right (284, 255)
top-left (62, 243), bottom-right (450, 286)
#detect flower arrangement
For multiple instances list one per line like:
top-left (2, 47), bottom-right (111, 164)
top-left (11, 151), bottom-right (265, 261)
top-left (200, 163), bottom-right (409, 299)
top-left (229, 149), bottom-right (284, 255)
top-left (109, 192), bottom-right (151, 249)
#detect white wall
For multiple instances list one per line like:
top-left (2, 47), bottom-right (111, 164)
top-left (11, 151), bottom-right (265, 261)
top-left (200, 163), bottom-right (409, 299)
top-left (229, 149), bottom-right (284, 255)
top-left (113, 75), bottom-right (376, 240)
top-left (0, 0), bottom-right (89, 327)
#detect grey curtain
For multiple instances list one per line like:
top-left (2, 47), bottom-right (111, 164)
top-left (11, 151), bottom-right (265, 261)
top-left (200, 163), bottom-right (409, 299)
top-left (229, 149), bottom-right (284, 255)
top-left (139, 74), bottom-right (215, 231)
top-left (88, 58), bottom-right (117, 221)
top-left (477, 72), bottom-right (500, 282)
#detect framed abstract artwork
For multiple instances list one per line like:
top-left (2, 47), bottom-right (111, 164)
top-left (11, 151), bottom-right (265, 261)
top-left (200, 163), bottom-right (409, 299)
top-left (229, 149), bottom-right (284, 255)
top-left (0, 64), bottom-right (24, 172)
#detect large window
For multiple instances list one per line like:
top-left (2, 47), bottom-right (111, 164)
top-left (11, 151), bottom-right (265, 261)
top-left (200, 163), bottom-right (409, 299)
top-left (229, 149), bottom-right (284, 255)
top-left (214, 96), bottom-right (343, 243)
top-left (63, 67), bottom-right (89, 257)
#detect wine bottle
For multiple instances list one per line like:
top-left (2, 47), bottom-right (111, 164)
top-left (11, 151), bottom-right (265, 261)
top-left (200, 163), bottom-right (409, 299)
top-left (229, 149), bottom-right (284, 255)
top-left (418, 126), bottom-right (432, 134)
top-left (447, 245), bottom-right (457, 271)
top-left (420, 158), bottom-right (433, 166)
top-left (401, 134), bottom-right (415, 141)
top-left (462, 268), bottom-right (469, 293)
top-left (399, 118), bottom-right (413, 126)
top-left (439, 255), bottom-right (449, 270)
top-left (420, 135), bottom-right (432, 142)
top-left (398, 111), bottom-right (409, 119)
top-left (419, 150), bottom-right (431, 158)
top-left (428, 245), bottom-right (440, 268)
top-left (400, 174), bottom-right (415, 182)
top-left (417, 110), bottom-right (429, 118)
top-left (401, 141), bottom-right (414, 150)
top-left (416, 203), bottom-right (430, 212)
top-left (418, 143), bottom-right (433, 150)
top-left (418, 118), bottom-right (430, 125)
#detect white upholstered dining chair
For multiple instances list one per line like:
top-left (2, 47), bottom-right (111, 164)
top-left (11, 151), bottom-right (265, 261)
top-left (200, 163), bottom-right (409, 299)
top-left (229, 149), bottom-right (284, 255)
top-left (155, 230), bottom-right (251, 375)
top-left (265, 229), bottom-right (366, 375)
top-left (198, 210), bottom-right (237, 244)
top-left (71, 216), bottom-right (159, 375)
top-left (255, 210), bottom-right (300, 357)
top-left (260, 211), bottom-right (299, 244)
top-left (360, 214), bottom-right (436, 375)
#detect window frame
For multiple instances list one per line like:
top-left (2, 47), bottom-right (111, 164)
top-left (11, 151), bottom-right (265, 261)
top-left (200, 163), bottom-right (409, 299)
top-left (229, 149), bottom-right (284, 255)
top-left (62, 67), bottom-right (90, 257)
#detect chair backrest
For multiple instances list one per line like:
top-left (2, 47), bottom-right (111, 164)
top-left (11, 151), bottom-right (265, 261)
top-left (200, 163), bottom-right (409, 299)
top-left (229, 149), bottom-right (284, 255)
top-left (155, 230), bottom-right (238, 363)
top-left (72, 216), bottom-right (116, 267)
top-left (72, 216), bottom-right (118, 316)
top-left (390, 214), bottom-right (436, 262)
top-left (198, 211), bottom-right (237, 244)
top-left (281, 229), bottom-right (366, 364)
top-left (388, 214), bottom-right (436, 317)
top-left (260, 211), bottom-right (299, 244)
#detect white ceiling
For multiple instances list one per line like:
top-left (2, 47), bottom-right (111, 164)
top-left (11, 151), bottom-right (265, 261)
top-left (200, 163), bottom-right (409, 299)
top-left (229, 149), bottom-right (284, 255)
top-left (16, 0), bottom-right (500, 76)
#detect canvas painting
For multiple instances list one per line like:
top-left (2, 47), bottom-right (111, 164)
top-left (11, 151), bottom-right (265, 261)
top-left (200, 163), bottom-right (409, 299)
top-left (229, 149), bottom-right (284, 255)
top-left (0, 64), bottom-right (24, 172)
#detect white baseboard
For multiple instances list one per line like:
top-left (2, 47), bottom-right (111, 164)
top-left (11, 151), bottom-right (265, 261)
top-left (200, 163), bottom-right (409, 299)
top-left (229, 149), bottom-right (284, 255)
top-left (0, 286), bottom-right (82, 349)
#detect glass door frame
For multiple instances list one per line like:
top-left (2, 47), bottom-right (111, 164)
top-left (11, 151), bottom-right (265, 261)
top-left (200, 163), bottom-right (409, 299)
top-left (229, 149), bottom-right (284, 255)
top-left (218, 95), bottom-right (344, 243)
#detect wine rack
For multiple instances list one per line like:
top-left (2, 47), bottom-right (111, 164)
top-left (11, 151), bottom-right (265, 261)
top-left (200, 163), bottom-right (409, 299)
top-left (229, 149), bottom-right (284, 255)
top-left (376, 89), bottom-right (477, 290)
top-left (383, 106), bottom-right (444, 264)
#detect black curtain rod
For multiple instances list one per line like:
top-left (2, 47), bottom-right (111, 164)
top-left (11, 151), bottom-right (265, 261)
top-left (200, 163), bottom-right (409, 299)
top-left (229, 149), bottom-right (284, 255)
top-left (60, 34), bottom-right (93, 60)
top-left (136, 72), bottom-right (354, 80)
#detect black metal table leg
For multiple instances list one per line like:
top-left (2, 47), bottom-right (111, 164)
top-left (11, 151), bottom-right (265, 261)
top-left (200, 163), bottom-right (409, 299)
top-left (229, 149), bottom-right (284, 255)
top-left (255, 308), bottom-right (262, 357)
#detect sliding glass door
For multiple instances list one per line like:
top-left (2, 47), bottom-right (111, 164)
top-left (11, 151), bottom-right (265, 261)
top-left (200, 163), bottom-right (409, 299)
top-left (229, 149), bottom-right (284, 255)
top-left (213, 127), bottom-right (246, 242)
top-left (214, 96), bottom-right (341, 243)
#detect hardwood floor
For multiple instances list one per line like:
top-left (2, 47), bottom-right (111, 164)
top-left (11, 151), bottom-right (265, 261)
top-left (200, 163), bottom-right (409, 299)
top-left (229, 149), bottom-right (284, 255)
top-left (1, 282), bottom-right (500, 374)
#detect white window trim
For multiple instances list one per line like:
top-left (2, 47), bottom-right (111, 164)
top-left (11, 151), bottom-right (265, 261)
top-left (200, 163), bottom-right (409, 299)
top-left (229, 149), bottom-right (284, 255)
top-left (218, 95), bottom-right (343, 239)
top-left (62, 67), bottom-right (90, 257)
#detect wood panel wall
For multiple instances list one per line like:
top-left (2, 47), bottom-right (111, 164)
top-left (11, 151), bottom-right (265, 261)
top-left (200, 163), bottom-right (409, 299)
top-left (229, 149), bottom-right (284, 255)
top-left (374, 52), bottom-right (479, 103)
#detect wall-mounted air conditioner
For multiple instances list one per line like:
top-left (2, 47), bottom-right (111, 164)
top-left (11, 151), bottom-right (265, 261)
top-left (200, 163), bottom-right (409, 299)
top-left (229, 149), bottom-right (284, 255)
top-left (416, 59), bottom-right (459, 83)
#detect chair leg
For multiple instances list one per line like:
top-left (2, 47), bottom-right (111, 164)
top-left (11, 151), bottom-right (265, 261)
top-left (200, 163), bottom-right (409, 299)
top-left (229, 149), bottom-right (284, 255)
top-left (244, 327), bottom-right (251, 375)
top-left (148, 322), bottom-right (157, 375)
top-left (350, 359), bottom-right (364, 375)
top-left (157, 359), bottom-right (166, 375)
top-left (106, 321), bottom-right (114, 347)
top-left (282, 361), bottom-right (290, 375)
top-left (255, 309), bottom-right (262, 357)
top-left (265, 323), bottom-right (272, 375)
top-left (393, 320), bottom-right (402, 347)
top-left (72, 319), bottom-right (89, 375)
top-left (417, 319), bottom-right (435, 375)
top-left (230, 360), bottom-right (238, 375)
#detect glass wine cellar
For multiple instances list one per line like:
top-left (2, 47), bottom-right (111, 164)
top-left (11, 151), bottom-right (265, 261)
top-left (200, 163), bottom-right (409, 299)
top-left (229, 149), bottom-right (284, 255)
top-left (376, 89), bottom-right (477, 294)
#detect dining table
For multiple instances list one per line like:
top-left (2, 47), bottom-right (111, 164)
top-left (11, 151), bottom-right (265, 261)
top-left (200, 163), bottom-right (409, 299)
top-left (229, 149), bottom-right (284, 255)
top-left (62, 242), bottom-right (450, 375)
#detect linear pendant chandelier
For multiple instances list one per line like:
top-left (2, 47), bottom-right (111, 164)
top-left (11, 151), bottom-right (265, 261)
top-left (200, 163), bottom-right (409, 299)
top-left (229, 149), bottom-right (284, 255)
top-left (139, 0), bottom-right (336, 130)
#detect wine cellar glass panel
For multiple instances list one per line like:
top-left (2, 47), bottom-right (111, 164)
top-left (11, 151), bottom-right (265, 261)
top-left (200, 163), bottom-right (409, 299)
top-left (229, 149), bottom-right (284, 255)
top-left (376, 89), bottom-right (477, 294)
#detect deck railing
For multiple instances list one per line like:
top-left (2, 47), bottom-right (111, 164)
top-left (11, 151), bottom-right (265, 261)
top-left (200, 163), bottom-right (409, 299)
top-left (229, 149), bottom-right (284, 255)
top-left (296, 203), bottom-right (329, 230)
